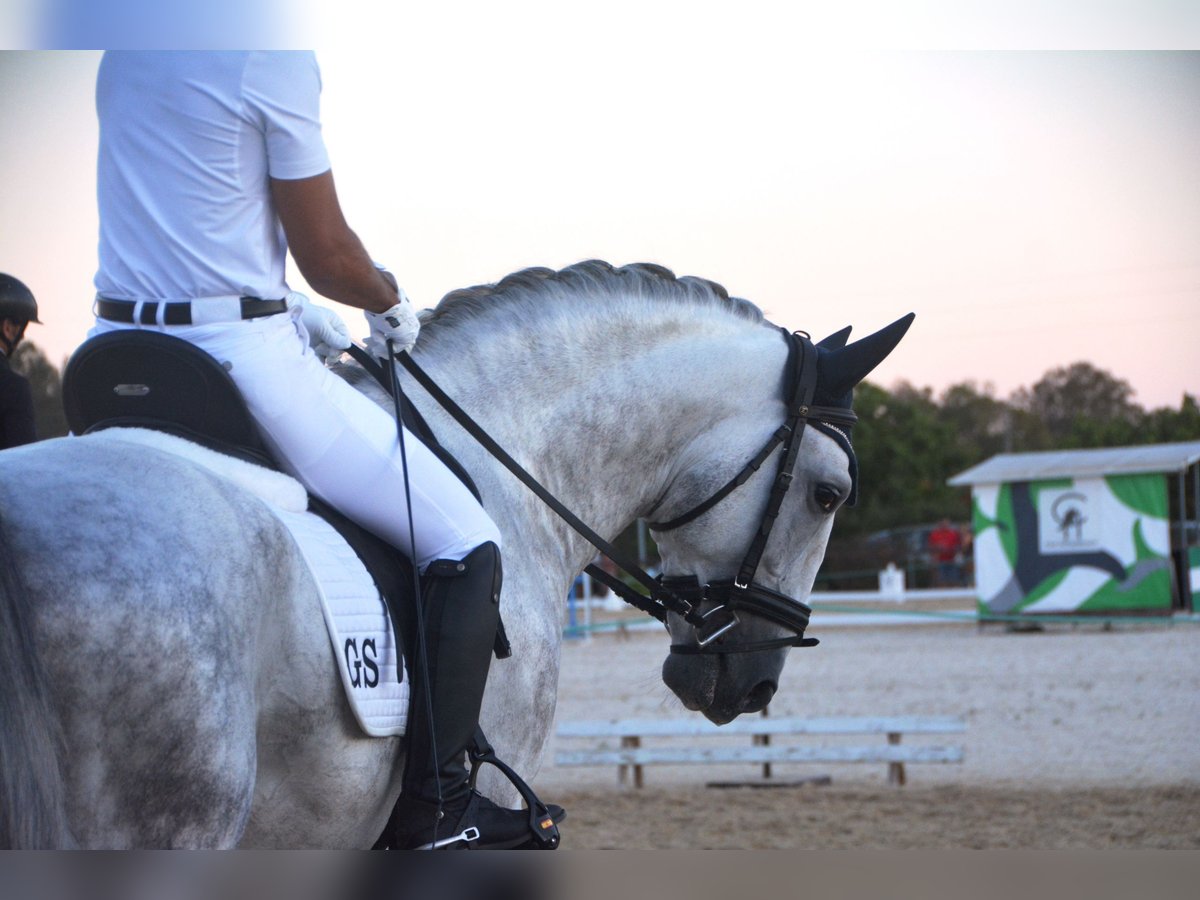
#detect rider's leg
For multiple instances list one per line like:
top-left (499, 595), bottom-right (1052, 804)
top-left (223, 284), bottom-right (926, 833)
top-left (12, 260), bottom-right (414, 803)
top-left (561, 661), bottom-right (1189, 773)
top-left (381, 540), bottom-right (562, 849)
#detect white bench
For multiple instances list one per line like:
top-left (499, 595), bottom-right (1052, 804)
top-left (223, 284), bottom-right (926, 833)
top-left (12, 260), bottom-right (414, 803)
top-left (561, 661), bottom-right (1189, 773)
top-left (555, 714), bottom-right (966, 787)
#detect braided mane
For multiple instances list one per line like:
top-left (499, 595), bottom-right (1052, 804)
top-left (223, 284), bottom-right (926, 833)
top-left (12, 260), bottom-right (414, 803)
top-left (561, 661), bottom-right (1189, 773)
top-left (419, 260), bottom-right (764, 339)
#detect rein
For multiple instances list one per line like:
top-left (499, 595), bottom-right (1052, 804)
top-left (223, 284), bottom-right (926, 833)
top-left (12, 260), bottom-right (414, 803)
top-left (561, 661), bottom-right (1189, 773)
top-left (346, 345), bottom-right (707, 634)
top-left (346, 328), bottom-right (855, 655)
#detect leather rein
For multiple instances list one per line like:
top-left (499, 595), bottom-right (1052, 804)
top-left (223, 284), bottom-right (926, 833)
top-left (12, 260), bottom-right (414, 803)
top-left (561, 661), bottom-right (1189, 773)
top-left (348, 327), bottom-right (856, 656)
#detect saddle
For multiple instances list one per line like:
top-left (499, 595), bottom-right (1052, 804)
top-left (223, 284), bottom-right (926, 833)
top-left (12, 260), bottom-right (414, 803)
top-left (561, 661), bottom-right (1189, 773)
top-left (62, 330), bottom-right (482, 500)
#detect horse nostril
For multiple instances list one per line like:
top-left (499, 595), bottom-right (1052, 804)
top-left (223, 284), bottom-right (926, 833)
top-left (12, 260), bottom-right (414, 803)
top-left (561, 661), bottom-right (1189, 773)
top-left (743, 680), bottom-right (777, 712)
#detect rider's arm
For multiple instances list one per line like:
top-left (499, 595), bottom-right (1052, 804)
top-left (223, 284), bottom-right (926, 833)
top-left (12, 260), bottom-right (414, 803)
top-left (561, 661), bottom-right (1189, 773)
top-left (270, 170), bottom-right (399, 314)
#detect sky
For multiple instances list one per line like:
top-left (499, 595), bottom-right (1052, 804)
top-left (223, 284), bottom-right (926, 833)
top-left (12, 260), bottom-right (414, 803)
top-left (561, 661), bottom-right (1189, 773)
top-left (1, 8), bottom-right (1199, 410)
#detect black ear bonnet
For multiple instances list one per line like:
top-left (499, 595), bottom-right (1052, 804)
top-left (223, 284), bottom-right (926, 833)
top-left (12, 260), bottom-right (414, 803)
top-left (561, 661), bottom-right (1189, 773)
top-left (799, 313), bottom-right (916, 507)
top-left (813, 328), bottom-right (859, 506)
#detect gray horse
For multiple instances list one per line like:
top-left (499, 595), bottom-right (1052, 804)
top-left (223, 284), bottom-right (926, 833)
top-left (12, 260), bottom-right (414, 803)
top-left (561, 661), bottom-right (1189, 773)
top-left (0, 261), bottom-right (911, 848)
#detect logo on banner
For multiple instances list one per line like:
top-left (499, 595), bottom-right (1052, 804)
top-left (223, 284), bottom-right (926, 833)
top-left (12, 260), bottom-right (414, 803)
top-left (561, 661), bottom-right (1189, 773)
top-left (1039, 488), bottom-right (1099, 554)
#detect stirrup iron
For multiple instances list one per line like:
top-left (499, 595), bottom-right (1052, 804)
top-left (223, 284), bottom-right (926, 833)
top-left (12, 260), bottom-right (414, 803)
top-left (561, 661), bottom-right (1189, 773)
top-left (468, 727), bottom-right (561, 849)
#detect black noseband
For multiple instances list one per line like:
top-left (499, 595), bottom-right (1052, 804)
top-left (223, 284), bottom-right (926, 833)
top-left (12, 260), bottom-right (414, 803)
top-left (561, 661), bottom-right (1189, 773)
top-left (660, 576), bottom-right (820, 655)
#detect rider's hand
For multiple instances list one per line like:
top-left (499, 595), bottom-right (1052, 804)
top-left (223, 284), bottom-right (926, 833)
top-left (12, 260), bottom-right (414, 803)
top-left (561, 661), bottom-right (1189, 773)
top-left (290, 292), bottom-right (352, 362)
top-left (364, 288), bottom-right (420, 360)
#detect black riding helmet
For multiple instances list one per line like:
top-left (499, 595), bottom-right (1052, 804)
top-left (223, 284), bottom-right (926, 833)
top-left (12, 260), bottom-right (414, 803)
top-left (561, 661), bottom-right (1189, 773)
top-left (0, 273), bottom-right (41, 324)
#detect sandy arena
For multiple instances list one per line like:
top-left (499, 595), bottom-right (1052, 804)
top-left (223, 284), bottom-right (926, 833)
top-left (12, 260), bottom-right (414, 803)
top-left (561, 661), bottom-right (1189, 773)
top-left (530, 619), bottom-right (1200, 849)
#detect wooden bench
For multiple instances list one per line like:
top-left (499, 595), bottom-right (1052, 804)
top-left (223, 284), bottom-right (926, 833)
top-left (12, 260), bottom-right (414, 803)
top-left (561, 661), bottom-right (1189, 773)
top-left (555, 714), bottom-right (966, 787)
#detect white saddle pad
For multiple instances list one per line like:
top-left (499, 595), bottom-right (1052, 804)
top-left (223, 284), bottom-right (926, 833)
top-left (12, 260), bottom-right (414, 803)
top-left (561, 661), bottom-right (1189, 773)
top-left (86, 428), bottom-right (408, 737)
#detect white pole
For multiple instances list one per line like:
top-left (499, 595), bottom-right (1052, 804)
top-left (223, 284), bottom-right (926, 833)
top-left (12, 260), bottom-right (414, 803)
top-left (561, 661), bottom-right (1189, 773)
top-left (582, 568), bottom-right (593, 642)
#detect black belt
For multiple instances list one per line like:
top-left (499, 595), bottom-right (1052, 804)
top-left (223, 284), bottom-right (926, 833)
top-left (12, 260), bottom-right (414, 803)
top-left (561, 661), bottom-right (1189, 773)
top-left (95, 297), bottom-right (288, 326)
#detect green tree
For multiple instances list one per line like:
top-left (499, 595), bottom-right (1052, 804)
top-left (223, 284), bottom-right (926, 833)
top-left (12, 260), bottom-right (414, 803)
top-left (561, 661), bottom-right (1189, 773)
top-left (1142, 393), bottom-right (1200, 445)
top-left (1010, 361), bottom-right (1141, 449)
top-left (940, 380), bottom-right (1014, 459)
top-left (836, 380), bottom-right (968, 539)
top-left (10, 341), bottom-right (69, 440)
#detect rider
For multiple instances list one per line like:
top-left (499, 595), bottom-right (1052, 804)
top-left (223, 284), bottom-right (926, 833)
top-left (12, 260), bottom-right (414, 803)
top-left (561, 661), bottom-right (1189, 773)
top-left (0, 273), bottom-right (39, 450)
top-left (90, 51), bottom-right (561, 850)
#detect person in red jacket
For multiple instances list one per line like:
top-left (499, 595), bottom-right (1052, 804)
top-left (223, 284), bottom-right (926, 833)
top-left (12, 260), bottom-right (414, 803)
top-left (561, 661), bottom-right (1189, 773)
top-left (928, 519), bottom-right (964, 586)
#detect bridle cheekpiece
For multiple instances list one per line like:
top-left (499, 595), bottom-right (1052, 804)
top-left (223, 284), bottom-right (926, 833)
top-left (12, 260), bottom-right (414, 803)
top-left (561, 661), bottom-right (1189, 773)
top-left (648, 329), bottom-right (858, 655)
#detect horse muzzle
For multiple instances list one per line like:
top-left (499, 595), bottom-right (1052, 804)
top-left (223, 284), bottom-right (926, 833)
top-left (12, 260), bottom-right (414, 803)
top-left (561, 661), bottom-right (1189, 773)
top-left (661, 635), bottom-right (786, 724)
top-left (658, 577), bottom-right (816, 723)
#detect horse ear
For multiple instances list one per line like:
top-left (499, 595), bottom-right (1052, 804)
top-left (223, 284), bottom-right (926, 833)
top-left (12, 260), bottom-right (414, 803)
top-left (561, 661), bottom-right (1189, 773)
top-left (818, 313), bottom-right (915, 400)
top-left (816, 326), bottom-right (852, 349)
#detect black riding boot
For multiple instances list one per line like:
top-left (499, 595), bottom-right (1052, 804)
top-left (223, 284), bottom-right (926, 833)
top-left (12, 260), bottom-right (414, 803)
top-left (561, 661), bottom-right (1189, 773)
top-left (382, 542), bottom-right (563, 850)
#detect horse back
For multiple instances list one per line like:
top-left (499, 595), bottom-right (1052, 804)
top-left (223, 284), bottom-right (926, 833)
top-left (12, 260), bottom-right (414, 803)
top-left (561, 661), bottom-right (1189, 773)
top-left (0, 435), bottom-right (342, 846)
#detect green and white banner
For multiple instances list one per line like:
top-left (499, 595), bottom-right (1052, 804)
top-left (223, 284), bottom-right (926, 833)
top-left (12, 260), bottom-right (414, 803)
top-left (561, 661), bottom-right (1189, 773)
top-left (971, 474), bottom-right (1172, 615)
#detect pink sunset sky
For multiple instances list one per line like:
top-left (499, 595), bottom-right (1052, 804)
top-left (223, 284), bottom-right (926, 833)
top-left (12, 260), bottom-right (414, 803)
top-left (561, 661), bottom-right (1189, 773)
top-left (1, 36), bottom-right (1197, 409)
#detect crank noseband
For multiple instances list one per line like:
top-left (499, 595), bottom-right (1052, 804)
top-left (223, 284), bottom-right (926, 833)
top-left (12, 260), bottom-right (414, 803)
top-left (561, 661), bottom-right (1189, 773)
top-left (659, 576), bottom-right (820, 655)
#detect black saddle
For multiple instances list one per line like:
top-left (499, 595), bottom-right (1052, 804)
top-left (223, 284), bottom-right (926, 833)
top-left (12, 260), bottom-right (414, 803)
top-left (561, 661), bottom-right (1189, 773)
top-left (62, 329), bottom-right (479, 497)
top-left (63, 330), bottom-right (273, 465)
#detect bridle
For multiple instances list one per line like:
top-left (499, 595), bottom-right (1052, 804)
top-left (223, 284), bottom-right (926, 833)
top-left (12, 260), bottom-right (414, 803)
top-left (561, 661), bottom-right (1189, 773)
top-left (646, 328), bottom-right (858, 655)
top-left (351, 326), bottom-right (858, 658)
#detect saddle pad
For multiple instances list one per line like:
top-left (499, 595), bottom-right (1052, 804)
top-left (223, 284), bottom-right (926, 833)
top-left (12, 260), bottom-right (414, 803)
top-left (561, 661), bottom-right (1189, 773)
top-left (84, 428), bottom-right (408, 737)
top-left (269, 506), bottom-right (408, 737)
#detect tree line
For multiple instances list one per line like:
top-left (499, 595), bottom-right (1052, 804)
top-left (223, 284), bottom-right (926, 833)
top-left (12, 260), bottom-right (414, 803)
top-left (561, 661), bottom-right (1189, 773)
top-left (10, 341), bottom-right (69, 441)
top-left (843, 362), bottom-right (1199, 540)
top-left (822, 362), bottom-right (1199, 585)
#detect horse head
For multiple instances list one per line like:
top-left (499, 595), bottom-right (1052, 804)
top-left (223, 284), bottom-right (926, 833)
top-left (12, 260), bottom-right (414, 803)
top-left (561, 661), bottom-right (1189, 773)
top-left (654, 313), bottom-right (914, 724)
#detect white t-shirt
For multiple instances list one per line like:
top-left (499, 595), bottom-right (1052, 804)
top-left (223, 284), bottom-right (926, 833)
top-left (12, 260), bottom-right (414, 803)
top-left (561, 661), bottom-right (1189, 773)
top-left (94, 51), bottom-right (332, 302)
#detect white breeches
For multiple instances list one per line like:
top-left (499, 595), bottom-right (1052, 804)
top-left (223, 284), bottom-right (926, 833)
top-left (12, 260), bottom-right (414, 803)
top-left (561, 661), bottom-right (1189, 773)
top-left (90, 308), bottom-right (500, 569)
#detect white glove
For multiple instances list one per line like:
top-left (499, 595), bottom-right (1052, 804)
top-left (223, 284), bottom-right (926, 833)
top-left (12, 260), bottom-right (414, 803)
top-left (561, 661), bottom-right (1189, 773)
top-left (364, 288), bottom-right (421, 360)
top-left (290, 292), bottom-right (352, 362)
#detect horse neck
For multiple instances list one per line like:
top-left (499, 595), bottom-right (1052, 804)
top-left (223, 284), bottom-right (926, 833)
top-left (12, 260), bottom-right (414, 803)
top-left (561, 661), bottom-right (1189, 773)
top-left (413, 308), bottom-right (787, 563)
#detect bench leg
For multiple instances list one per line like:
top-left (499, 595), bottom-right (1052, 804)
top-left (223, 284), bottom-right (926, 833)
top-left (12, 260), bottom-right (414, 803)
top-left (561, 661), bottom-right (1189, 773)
top-left (618, 735), bottom-right (643, 788)
top-left (759, 706), bottom-right (772, 780)
top-left (753, 732), bottom-right (772, 780)
top-left (887, 732), bottom-right (906, 786)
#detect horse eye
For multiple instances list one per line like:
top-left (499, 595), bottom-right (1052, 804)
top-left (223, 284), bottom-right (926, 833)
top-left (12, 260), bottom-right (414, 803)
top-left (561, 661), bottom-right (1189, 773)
top-left (814, 484), bottom-right (841, 513)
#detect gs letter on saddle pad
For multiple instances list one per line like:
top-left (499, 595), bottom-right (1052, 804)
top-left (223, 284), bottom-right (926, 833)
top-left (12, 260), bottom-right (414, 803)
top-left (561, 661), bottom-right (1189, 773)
top-left (85, 429), bottom-right (409, 737)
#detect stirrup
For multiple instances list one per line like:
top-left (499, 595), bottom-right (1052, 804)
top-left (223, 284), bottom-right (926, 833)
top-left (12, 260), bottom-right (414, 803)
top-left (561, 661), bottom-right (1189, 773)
top-left (468, 727), bottom-right (561, 849)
